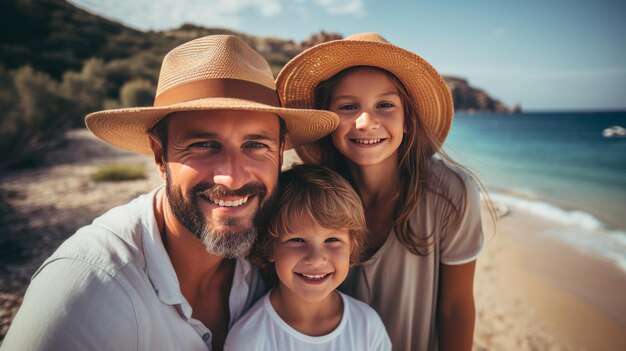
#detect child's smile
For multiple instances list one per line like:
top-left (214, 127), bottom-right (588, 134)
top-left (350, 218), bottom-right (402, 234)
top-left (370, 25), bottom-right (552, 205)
top-left (271, 223), bottom-right (351, 303)
top-left (329, 67), bottom-right (406, 167)
top-left (295, 272), bottom-right (334, 283)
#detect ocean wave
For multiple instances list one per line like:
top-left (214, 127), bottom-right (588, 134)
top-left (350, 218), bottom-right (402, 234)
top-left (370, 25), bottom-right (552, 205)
top-left (486, 192), bottom-right (626, 272)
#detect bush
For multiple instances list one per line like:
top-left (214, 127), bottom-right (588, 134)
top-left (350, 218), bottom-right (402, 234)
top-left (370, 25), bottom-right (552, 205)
top-left (59, 58), bottom-right (108, 126)
top-left (91, 164), bottom-right (147, 182)
top-left (0, 64), bottom-right (72, 167)
top-left (103, 52), bottom-right (160, 98)
top-left (119, 79), bottom-right (155, 107)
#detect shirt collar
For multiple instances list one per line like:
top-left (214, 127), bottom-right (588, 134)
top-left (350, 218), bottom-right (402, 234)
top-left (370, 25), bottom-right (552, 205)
top-left (141, 186), bottom-right (186, 307)
top-left (140, 186), bottom-right (253, 322)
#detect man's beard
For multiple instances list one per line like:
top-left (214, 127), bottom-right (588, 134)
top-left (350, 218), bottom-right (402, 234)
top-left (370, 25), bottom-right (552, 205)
top-left (165, 166), bottom-right (275, 258)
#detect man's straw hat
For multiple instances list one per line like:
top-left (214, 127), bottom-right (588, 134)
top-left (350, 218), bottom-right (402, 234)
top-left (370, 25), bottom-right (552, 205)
top-left (86, 35), bottom-right (339, 153)
top-left (276, 32), bottom-right (453, 149)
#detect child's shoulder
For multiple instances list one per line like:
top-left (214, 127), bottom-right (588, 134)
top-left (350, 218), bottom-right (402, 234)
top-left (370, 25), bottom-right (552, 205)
top-left (224, 292), bottom-right (272, 350)
top-left (427, 158), bottom-right (479, 198)
top-left (340, 292), bottom-right (385, 326)
top-left (226, 292), bottom-right (272, 340)
top-left (429, 158), bottom-right (472, 183)
top-left (339, 292), bottom-right (392, 348)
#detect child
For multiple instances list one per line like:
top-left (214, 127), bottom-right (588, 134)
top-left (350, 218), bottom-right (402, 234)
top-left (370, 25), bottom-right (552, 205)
top-left (224, 164), bottom-right (391, 350)
top-left (276, 33), bottom-right (486, 351)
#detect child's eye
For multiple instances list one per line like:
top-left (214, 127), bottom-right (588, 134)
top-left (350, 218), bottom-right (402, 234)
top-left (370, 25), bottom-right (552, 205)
top-left (338, 104), bottom-right (358, 111)
top-left (285, 238), bottom-right (305, 243)
top-left (378, 102), bottom-right (395, 109)
top-left (325, 237), bottom-right (342, 244)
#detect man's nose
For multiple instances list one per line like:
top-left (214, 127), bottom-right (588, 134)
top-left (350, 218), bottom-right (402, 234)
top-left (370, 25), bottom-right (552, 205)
top-left (355, 111), bottom-right (379, 130)
top-left (212, 150), bottom-right (251, 190)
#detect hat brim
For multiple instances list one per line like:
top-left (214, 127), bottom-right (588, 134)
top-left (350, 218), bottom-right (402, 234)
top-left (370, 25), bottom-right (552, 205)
top-left (86, 97), bottom-right (339, 154)
top-left (276, 39), bottom-right (454, 148)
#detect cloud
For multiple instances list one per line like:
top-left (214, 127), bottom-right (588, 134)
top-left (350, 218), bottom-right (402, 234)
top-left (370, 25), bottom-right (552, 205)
top-left (70, 0), bottom-right (368, 31)
top-left (69, 0), bottom-right (282, 30)
top-left (314, 0), bottom-right (366, 16)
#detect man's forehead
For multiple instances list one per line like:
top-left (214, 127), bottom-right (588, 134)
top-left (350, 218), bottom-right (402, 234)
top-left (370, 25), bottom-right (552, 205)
top-left (168, 110), bottom-right (281, 136)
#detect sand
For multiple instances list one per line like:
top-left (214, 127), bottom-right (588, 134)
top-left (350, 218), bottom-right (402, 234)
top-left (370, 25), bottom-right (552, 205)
top-left (1, 129), bottom-right (625, 349)
top-left (475, 208), bottom-right (626, 350)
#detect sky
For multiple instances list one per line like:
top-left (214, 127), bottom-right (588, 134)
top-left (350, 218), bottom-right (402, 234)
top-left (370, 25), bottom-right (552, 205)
top-left (68, 0), bottom-right (626, 111)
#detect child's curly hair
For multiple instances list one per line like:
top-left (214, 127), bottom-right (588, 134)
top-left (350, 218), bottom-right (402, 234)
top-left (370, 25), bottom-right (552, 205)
top-left (251, 164), bottom-right (367, 284)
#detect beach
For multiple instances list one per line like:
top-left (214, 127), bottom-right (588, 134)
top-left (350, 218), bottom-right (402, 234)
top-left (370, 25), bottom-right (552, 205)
top-left (1, 129), bottom-right (625, 349)
top-left (474, 205), bottom-right (626, 350)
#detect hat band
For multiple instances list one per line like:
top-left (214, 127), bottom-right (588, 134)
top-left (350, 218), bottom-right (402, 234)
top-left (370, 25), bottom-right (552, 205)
top-left (154, 78), bottom-right (280, 107)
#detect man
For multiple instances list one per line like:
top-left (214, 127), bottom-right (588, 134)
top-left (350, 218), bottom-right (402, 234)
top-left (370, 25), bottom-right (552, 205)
top-left (1, 35), bottom-right (338, 350)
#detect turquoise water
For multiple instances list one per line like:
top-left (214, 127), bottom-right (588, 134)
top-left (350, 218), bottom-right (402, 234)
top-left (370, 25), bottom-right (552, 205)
top-left (444, 111), bottom-right (626, 269)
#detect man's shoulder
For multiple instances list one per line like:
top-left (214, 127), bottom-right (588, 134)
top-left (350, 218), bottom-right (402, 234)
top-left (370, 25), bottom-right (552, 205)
top-left (41, 191), bottom-right (156, 277)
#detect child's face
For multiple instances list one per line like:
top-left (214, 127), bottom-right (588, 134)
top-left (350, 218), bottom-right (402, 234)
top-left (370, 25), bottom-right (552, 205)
top-left (271, 223), bottom-right (351, 303)
top-left (329, 67), bottom-right (406, 167)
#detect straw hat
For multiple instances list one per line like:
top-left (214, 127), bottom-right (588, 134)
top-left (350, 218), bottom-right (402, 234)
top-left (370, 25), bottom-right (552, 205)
top-left (86, 35), bottom-right (339, 153)
top-left (276, 32), bottom-right (454, 153)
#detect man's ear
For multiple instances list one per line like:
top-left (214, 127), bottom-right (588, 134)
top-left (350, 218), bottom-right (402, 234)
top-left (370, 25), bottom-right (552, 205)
top-left (148, 135), bottom-right (167, 180)
top-left (279, 137), bottom-right (286, 169)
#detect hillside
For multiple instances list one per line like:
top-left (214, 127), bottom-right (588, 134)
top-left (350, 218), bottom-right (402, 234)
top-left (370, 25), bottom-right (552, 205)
top-left (0, 0), bottom-right (509, 112)
top-left (0, 0), bottom-right (508, 111)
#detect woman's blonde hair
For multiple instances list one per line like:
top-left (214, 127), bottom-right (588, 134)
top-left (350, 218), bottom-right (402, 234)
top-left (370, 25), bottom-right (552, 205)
top-left (297, 66), bottom-right (490, 256)
top-left (251, 164), bottom-right (368, 282)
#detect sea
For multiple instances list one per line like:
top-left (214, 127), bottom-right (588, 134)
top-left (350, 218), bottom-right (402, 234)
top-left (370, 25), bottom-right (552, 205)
top-left (444, 111), bottom-right (626, 271)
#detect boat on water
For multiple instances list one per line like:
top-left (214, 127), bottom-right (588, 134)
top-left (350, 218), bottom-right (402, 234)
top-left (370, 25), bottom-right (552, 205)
top-left (602, 125), bottom-right (626, 138)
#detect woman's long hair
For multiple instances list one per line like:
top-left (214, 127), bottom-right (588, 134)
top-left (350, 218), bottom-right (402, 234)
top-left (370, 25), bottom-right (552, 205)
top-left (297, 66), bottom-right (492, 256)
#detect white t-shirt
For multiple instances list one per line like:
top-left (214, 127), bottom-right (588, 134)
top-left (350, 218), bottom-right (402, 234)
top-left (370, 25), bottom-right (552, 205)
top-left (224, 291), bottom-right (391, 351)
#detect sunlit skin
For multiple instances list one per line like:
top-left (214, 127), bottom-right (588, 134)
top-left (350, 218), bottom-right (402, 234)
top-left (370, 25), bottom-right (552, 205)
top-left (149, 109), bottom-right (283, 351)
top-left (269, 223), bottom-right (351, 336)
top-left (329, 67), bottom-right (406, 169)
top-left (159, 110), bottom-right (282, 242)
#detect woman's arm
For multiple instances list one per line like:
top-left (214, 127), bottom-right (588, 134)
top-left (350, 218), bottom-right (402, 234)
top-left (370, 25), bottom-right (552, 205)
top-left (437, 260), bottom-right (477, 351)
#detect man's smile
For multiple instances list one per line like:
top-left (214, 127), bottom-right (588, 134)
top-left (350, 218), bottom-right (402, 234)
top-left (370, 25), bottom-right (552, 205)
top-left (206, 195), bottom-right (250, 207)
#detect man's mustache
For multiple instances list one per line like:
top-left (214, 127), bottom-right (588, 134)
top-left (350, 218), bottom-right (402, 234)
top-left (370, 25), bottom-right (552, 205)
top-left (194, 182), bottom-right (266, 199)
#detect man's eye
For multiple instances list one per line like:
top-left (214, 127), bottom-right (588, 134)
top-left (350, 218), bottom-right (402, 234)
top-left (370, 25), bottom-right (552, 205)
top-left (190, 141), bottom-right (220, 149)
top-left (244, 141), bottom-right (268, 149)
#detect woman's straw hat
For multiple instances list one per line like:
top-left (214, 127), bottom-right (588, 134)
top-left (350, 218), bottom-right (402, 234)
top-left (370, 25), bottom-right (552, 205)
top-left (276, 32), bottom-right (453, 148)
top-left (86, 35), bottom-right (339, 153)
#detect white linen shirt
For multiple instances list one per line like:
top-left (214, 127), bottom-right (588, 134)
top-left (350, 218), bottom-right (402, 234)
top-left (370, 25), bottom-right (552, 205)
top-left (2, 188), bottom-right (266, 351)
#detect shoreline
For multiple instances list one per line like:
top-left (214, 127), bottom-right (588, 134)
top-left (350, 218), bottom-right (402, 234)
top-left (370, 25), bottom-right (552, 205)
top-left (485, 190), bottom-right (626, 272)
top-left (1, 130), bottom-right (625, 350)
top-left (476, 204), bottom-right (626, 350)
